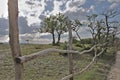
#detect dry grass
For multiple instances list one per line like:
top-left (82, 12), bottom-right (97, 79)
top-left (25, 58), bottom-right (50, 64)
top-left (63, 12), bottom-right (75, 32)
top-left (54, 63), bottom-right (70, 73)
top-left (0, 44), bottom-right (115, 80)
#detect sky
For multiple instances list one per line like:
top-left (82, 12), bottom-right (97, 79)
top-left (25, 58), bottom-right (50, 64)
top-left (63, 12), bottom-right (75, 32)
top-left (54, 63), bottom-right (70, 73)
top-left (0, 0), bottom-right (120, 43)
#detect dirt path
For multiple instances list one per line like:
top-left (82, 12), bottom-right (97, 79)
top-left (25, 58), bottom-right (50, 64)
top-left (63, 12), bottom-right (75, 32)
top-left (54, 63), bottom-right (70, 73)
top-left (107, 51), bottom-right (120, 80)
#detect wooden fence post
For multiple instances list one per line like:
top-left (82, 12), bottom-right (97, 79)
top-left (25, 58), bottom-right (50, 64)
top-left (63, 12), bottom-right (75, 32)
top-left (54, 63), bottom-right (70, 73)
top-left (8, 0), bottom-right (24, 80)
top-left (67, 19), bottom-right (73, 80)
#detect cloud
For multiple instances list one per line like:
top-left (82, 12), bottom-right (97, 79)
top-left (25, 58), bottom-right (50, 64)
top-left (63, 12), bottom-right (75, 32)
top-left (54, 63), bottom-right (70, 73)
top-left (18, 17), bottom-right (34, 34)
top-left (0, 0), bottom-right (8, 18)
top-left (0, 35), bottom-right (9, 43)
top-left (41, 0), bottom-right (87, 20)
top-left (49, 0), bottom-right (63, 15)
top-left (19, 0), bottom-right (46, 26)
top-left (108, 0), bottom-right (120, 3)
top-left (2, 0), bottom-right (119, 44)
top-left (64, 7), bottom-right (86, 20)
top-left (41, 0), bottom-right (66, 16)
top-left (0, 0), bottom-right (87, 25)
top-left (87, 5), bottom-right (95, 13)
top-left (0, 18), bottom-right (9, 35)
top-left (97, 0), bottom-right (105, 1)
top-left (110, 3), bottom-right (119, 9)
top-left (0, 16), bottom-right (35, 36)
top-left (19, 32), bottom-right (52, 44)
top-left (44, 0), bottom-right (54, 12)
top-left (61, 0), bottom-right (87, 20)
top-left (64, 0), bottom-right (86, 12)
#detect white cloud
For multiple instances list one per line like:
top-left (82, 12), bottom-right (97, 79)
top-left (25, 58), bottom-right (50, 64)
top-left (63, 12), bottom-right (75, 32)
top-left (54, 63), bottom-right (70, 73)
top-left (108, 0), bottom-right (120, 3)
top-left (0, 35), bottom-right (9, 43)
top-left (49, 0), bottom-right (63, 15)
top-left (0, 0), bottom-right (87, 25)
top-left (0, 0), bottom-right (8, 18)
top-left (90, 5), bottom-right (95, 10)
top-left (19, 0), bottom-right (46, 26)
top-left (87, 5), bottom-right (95, 13)
top-left (0, 0), bottom-right (45, 25)
top-left (19, 32), bottom-right (52, 44)
top-left (64, 0), bottom-right (86, 12)
top-left (110, 3), bottom-right (119, 9)
top-left (62, 0), bottom-right (87, 20)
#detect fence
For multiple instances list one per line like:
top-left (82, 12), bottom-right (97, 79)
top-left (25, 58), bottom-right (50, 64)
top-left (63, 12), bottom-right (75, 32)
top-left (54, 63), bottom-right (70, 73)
top-left (8, 0), bottom-right (105, 80)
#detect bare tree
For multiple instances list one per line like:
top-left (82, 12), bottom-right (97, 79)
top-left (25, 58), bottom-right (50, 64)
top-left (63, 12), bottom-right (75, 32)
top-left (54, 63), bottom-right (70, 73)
top-left (101, 9), bottom-right (120, 50)
top-left (72, 19), bottom-right (82, 41)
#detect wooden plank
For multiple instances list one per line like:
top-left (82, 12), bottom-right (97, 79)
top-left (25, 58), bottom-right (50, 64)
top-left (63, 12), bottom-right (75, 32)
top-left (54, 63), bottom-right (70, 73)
top-left (8, 0), bottom-right (24, 80)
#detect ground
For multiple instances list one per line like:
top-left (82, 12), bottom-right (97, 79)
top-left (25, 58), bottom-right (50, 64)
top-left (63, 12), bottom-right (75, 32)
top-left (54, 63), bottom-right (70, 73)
top-left (107, 51), bottom-right (120, 80)
top-left (0, 44), bottom-right (115, 80)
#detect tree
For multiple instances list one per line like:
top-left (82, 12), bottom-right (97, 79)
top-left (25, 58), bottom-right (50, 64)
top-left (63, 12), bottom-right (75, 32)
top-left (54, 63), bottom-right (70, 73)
top-left (42, 15), bottom-right (57, 45)
top-left (56, 13), bottom-right (68, 44)
top-left (86, 9), bottom-right (120, 55)
top-left (87, 14), bottom-right (99, 45)
top-left (101, 9), bottom-right (120, 50)
top-left (72, 19), bottom-right (82, 41)
top-left (41, 13), bottom-right (68, 45)
top-left (25, 39), bottom-right (29, 44)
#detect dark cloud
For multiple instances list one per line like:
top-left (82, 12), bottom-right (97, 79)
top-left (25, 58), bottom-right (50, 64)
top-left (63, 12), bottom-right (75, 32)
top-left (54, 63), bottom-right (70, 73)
top-left (0, 18), bottom-right (9, 35)
top-left (0, 17), bottom-right (34, 36)
top-left (18, 17), bottom-right (34, 34)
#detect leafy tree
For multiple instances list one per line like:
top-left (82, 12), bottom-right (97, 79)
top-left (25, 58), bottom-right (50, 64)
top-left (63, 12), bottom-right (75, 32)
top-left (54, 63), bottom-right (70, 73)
top-left (55, 13), bottom-right (68, 44)
top-left (41, 13), bottom-right (68, 45)
top-left (42, 15), bottom-right (57, 45)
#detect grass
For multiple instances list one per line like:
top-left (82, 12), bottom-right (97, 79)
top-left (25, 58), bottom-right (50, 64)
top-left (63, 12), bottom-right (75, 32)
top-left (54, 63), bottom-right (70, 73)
top-left (0, 43), bottom-right (10, 50)
top-left (0, 43), bottom-right (116, 80)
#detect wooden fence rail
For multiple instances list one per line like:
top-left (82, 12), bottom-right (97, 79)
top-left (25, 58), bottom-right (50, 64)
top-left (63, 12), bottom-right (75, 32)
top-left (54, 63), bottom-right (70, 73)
top-left (61, 48), bottom-right (105, 80)
top-left (15, 45), bottom-right (96, 63)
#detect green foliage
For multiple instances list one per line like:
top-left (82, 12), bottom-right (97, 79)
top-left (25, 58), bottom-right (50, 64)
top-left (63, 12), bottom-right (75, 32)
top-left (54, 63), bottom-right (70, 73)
top-left (80, 38), bottom-right (93, 44)
top-left (55, 13), bottom-right (68, 44)
top-left (40, 13), bottom-right (69, 45)
top-left (75, 42), bottom-right (83, 47)
top-left (41, 15), bottom-right (57, 45)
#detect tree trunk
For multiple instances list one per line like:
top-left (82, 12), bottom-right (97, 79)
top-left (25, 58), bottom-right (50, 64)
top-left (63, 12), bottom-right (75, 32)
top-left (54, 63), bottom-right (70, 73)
top-left (52, 32), bottom-right (55, 45)
top-left (67, 20), bottom-right (73, 80)
top-left (75, 31), bottom-right (82, 41)
top-left (105, 16), bottom-right (109, 42)
top-left (57, 32), bottom-right (61, 45)
top-left (8, 0), bottom-right (24, 80)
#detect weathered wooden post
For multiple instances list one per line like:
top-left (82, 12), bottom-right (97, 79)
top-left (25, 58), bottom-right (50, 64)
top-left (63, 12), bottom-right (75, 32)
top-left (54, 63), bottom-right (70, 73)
top-left (67, 19), bottom-right (73, 80)
top-left (8, 0), bottom-right (24, 80)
